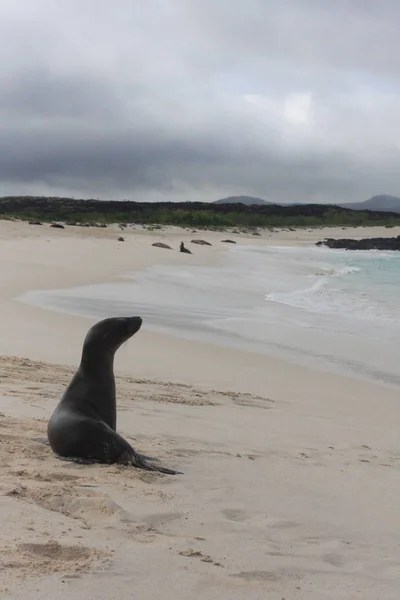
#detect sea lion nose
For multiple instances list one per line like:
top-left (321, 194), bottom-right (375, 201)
top-left (129, 316), bottom-right (142, 331)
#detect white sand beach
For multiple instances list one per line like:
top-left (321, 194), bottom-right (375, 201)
top-left (1, 220), bottom-right (400, 599)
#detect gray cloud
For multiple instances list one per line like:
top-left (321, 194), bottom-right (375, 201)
top-left (0, 0), bottom-right (399, 203)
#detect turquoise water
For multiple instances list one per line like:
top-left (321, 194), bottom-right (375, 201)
top-left (254, 245), bottom-right (400, 327)
top-left (17, 244), bottom-right (400, 388)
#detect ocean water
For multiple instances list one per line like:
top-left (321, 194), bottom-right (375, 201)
top-left (17, 244), bottom-right (400, 388)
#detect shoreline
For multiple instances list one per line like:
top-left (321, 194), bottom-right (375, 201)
top-left (1, 220), bottom-right (399, 393)
top-left (12, 225), bottom-right (400, 392)
top-left (1, 220), bottom-right (400, 598)
top-left (15, 277), bottom-right (400, 393)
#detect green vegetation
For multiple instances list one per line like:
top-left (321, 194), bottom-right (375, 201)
top-left (1, 196), bottom-right (400, 229)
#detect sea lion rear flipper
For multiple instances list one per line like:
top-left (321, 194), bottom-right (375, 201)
top-left (77, 419), bottom-right (182, 474)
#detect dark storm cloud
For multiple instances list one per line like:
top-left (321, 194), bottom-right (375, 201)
top-left (0, 0), bottom-right (400, 202)
top-left (1, 69), bottom-right (122, 120)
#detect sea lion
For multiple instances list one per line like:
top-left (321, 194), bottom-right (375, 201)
top-left (47, 316), bottom-right (181, 475)
top-left (180, 241), bottom-right (192, 254)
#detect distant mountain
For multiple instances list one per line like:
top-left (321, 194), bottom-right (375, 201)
top-left (214, 193), bottom-right (400, 212)
top-left (340, 195), bottom-right (400, 213)
top-left (213, 195), bottom-right (275, 206)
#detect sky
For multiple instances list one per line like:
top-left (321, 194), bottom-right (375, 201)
top-left (0, 0), bottom-right (399, 203)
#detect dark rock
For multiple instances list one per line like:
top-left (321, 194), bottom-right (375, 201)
top-left (252, 232), bottom-right (261, 236)
top-left (50, 223), bottom-right (65, 229)
top-left (28, 220), bottom-right (42, 225)
top-left (221, 239), bottom-right (236, 244)
top-left (117, 236), bottom-right (124, 242)
top-left (191, 239), bottom-right (212, 246)
top-left (316, 236), bottom-right (400, 251)
top-left (152, 242), bottom-right (172, 249)
top-left (180, 241), bottom-right (192, 254)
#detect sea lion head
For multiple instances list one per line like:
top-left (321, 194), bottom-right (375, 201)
top-left (81, 316), bottom-right (143, 364)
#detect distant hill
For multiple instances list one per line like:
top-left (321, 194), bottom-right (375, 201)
top-left (215, 194), bottom-right (400, 212)
top-left (340, 195), bottom-right (400, 213)
top-left (213, 195), bottom-right (275, 206)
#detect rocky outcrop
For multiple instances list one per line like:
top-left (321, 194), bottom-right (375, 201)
top-left (221, 239), bottom-right (236, 243)
top-left (316, 236), bottom-right (400, 250)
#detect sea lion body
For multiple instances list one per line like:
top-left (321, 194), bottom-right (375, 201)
top-left (47, 316), bottom-right (181, 475)
top-left (180, 241), bottom-right (192, 254)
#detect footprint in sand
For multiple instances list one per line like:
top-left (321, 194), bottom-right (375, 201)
top-left (179, 549), bottom-right (222, 567)
top-left (19, 541), bottom-right (94, 561)
top-left (231, 569), bottom-right (302, 583)
top-left (0, 540), bottom-right (110, 585)
top-left (11, 470), bottom-right (80, 483)
top-left (268, 519), bottom-right (301, 530)
top-left (0, 540), bottom-right (109, 580)
top-left (7, 482), bottom-right (134, 528)
top-left (221, 509), bottom-right (301, 531)
top-left (142, 511), bottom-right (183, 528)
top-left (221, 508), bottom-right (247, 522)
top-left (322, 552), bottom-right (346, 567)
